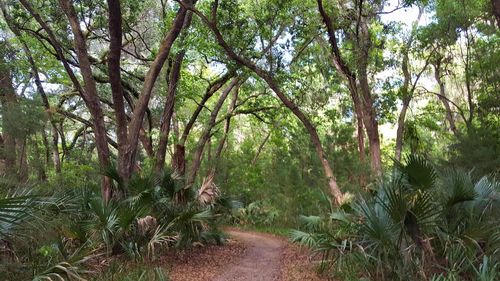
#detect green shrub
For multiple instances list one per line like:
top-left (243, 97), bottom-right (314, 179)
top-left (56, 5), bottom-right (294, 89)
top-left (291, 155), bottom-right (500, 281)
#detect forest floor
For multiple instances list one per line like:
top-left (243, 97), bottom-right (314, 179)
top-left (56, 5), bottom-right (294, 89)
top-left (163, 228), bottom-right (330, 281)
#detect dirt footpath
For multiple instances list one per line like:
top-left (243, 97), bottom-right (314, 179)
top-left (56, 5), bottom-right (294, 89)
top-left (167, 229), bottom-right (329, 281)
top-left (212, 230), bottom-right (285, 281)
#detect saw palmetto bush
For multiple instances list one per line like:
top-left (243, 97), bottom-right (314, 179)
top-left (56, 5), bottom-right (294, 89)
top-left (291, 155), bottom-right (500, 281)
top-left (0, 167), bottom-right (233, 281)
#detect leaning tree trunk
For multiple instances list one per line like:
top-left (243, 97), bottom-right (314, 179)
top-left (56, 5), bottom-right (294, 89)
top-left (316, 0), bottom-right (377, 178)
top-left (172, 71), bottom-right (234, 176)
top-left (191, 6), bottom-right (345, 205)
top-left (185, 78), bottom-right (240, 188)
top-left (123, 0), bottom-right (193, 178)
top-left (155, 51), bottom-right (185, 172)
top-left (59, 0), bottom-right (113, 201)
top-left (214, 86), bottom-right (239, 164)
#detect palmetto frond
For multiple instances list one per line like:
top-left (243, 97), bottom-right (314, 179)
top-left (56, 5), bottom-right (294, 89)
top-left (0, 192), bottom-right (35, 237)
top-left (197, 172), bottom-right (220, 205)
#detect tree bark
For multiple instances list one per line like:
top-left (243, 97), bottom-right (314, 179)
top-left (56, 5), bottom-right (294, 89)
top-left (185, 78), bottom-right (240, 187)
top-left (155, 51), bottom-right (185, 172)
top-left (0, 48), bottom-right (17, 177)
top-left (493, 0), bottom-right (500, 28)
top-left (214, 86), bottom-right (239, 163)
top-left (124, 0), bottom-right (193, 177)
top-left (106, 0), bottom-right (129, 180)
top-left (316, 0), bottom-right (382, 177)
top-left (433, 62), bottom-right (458, 136)
top-left (354, 15), bottom-right (383, 177)
top-left (59, 0), bottom-right (113, 201)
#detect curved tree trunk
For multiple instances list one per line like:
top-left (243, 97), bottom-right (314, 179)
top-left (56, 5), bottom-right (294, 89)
top-left (185, 78), bottom-right (240, 187)
top-left (124, 0), bottom-right (193, 178)
top-left (187, 3), bottom-right (345, 205)
top-left (214, 87), bottom-right (239, 164)
top-left (316, 0), bottom-right (381, 177)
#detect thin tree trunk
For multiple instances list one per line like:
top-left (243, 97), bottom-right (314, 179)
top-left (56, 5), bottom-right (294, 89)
top-left (179, 71), bottom-right (235, 146)
top-left (214, 87), bottom-right (239, 163)
top-left (41, 127), bottom-right (50, 167)
top-left (171, 71), bottom-right (234, 177)
top-left (356, 16), bottom-right (383, 177)
top-left (316, 0), bottom-right (381, 177)
top-left (17, 138), bottom-right (28, 182)
top-left (139, 128), bottom-right (154, 158)
top-left (395, 45), bottom-right (412, 162)
top-left (32, 137), bottom-right (47, 181)
top-left (395, 98), bottom-right (410, 162)
top-left (185, 78), bottom-right (240, 187)
top-left (251, 130), bottom-right (271, 166)
top-left (434, 62), bottom-right (458, 136)
top-left (2, 9), bottom-right (62, 173)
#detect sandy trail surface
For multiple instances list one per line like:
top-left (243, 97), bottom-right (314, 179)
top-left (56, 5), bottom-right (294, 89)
top-left (211, 230), bottom-right (286, 281)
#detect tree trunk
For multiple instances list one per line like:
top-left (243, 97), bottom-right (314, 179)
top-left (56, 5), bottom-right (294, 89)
top-left (395, 47), bottom-right (412, 162)
top-left (32, 137), bottom-right (47, 181)
top-left (59, 0), bottom-right (112, 201)
top-left (124, 0), bottom-right (193, 177)
top-left (106, 0), bottom-right (129, 181)
top-left (2, 8), bottom-right (62, 174)
top-left (251, 130), bottom-right (271, 166)
top-left (493, 0), bottom-right (500, 28)
top-left (185, 78), bottom-right (240, 187)
top-left (434, 63), bottom-right (458, 136)
top-left (316, 0), bottom-right (381, 177)
top-left (214, 86), bottom-right (239, 163)
top-left (41, 127), bottom-right (50, 167)
top-left (179, 71), bottom-right (235, 146)
top-left (0, 50), bottom-right (17, 178)
top-left (172, 144), bottom-right (186, 175)
top-left (17, 138), bottom-right (28, 182)
top-left (192, 7), bottom-right (345, 205)
top-left (356, 16), bottom-right (383, 177)
top-left (155, 51), bottom-right (185, 172)
top-left (395, 98), bottom-right (410, 162)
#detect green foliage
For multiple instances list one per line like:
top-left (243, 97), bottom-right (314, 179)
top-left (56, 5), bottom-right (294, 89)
top-left (291, 155), bottom-right (500, 280)
top-left (0, 168), bottom-right (233, 280)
